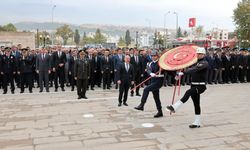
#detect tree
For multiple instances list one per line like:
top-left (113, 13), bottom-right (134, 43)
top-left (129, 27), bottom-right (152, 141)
top-left (118, 37), bottom-right (126, 47)
top-left (125, 30), bottom-right (131, 46)
top-left (74, 29), bottom-right (80, 45)
top-left (0, 23), bottom-right (17, 32)
top-left (177, 27), bottom-right (183, 38)
top-left (56, 24), bottom-right (73, 45)
top-left (80, 32), bottom-right (94, 46)
top-left (93, 28), bottom-right (106, 44)
top-left (234, 0), bottom-right (250, 47)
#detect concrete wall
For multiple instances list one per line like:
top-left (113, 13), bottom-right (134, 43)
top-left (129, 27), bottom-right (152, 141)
top-left (0, 32), bottom-right (35, 49)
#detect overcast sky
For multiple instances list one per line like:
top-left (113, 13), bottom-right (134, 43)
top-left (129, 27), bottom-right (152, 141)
top-left (0, 0), bottom-right (240, 31)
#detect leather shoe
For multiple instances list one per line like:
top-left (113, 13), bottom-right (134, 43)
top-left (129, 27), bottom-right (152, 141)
top-left (130, 93), bottom-right (134, 97)
top-left (78, 96), bottom-right (82, 99)
top-left (123, 102), bottom-right (128, 106)
top-left (166, 105), bottom-right (175, 113)
top-left (82, 96), bottom-right (88, 99)
top-left (136, 94), bottom-right (141, 96)
top-left (118, 103), bottom-right (122, 107)
top-left (55, 88), bottom-right (58, 92)
top-left (134, 104), bottom-right (144, 111)
top-left (189, 124), bottom-right (200, 128)
top-left (62, 88), bottom-right (65, 91)
top-left (154, 111), bottom-right (163, 118)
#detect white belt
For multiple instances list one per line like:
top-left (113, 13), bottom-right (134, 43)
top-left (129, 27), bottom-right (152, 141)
top-left (191, 82), bottom-right (206, 85)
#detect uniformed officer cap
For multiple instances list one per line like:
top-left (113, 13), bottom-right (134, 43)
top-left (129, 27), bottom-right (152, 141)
top-left (21, 48), bottom-right (28, 52)
top-left (151, 50), bottom-right (159, 56)
top-left (5, 47), bottom-right (11, 51)
top-left (79, 50), bottom-right (86, 55)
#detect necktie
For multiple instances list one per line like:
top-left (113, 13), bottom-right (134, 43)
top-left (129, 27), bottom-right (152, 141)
top-left (126, 64), bottom-right (129, 72)
top-left (106, 57), bottom-right (108, 63)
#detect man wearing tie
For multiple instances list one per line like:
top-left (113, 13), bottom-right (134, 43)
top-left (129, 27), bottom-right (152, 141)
top-left (117, 55), bottom-right (135, 107)
top-left (52, 46), bottom-right (66, 92)
top-left (113, 48), bottom-right (124, 89)
top-left (36, 48), bottom-right (51, 92)
top-left (101, 49), bottom-right (113, 90)
top-left (130, 49), bottom-right (143, 96)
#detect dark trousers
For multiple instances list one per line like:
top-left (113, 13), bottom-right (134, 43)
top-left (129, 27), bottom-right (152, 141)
top-left (214, 69), bottom-right (223, 83)
top-left (70, 73), bottom-right (76, 90)
top-left (247, 69), bottom-right (250, 82)
top-left (206, 68), bottom-right (214, 84)
top-left (180, 85), bottom-right (206, 115)
top-left (141, 80), bottom-right (163, 110)
top-left (118, 81), bottom-right (130, 103)
top-left (54, 68), bottom-right (65, 89)
top-left (2, 73), bottom-right (15, 92)
top-left (77, 79), bottom-right (88, 97)
top-left (239, 68), bottom-right (247, 82)
top-left (103, 70), bottom-right (111, 89)
top-left (20, 72), bottom-right (33, 92)
top-left (222, 68), bottom-right (231, 83)
top-left (231, 68), bottom-right (239, 83)
top-left (90, 72), bottom-right (97, 88)
top-left (131, 73), bottom-right (141, 95)
top-left (39, 71), bottom-right (49, 92)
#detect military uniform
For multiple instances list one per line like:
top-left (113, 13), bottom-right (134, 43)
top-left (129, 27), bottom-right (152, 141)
top-left (0, 49), bottom-right (16, 94)
top-left (74, 56), bottom-right (90, 99)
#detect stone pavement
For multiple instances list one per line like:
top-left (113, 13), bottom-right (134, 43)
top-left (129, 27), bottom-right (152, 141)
top-left (0, 83), bottom-right (250, 150)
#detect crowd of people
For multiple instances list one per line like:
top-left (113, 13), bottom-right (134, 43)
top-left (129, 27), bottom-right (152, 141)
top-left (0, 44), bottom-right (250, 96)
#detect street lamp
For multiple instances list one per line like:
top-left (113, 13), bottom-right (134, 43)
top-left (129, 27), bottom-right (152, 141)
top-left (136, 31), bottom-right (139, 48)
top-left (51, 5), bottom-right (56, 46)
top-left (40, 34), bottom-right (50, 47)
top-left (164, 11), bottom-right (170, 47)
top-left (173, 12), bottom-right (179, 39)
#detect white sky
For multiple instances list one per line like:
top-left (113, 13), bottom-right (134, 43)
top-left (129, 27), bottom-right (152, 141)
top-left (0, 0), bottom-right (241, 31)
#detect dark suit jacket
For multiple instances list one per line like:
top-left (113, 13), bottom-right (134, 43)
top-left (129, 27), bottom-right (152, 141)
top-left (117, 63), bottom-right (135, 83)
top-left (52, 51), bottom-right (66, 69)
top-left (74, 58), bottom-right (90, 79)
top-left (100, 56), bottom-right (113, 72)
top-left (131, 55), bottom-right (143, 75)
top-left (36, 54), bottom-right (51, 72)
top-left (1, 55), bottom-right (16, 73)
top-left (113, 54), bottom-right (125, 71)
top-left (17, 55), bottom-right (33, 73)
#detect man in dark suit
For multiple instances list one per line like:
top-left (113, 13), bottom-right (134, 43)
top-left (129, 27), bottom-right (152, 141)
top-left (113, 48), bottom-right (125, 89)
top-left (205, 49), bottom-right (215, 84)
top-left (100, 49), bottom-right (113, 90)
top-left (0, 47), bottom-right (16, 94)
top-left (36, 48), bottom-right (51, 92)
top-left (52, 46), bottom-right (67, 92)
top-left (17, 48), bottom-right (34, 93)
top-left (74, 51), bottom-right (90, 99)
top-left (117, 55), bottom-right (135, 107)
top-left (130, 49), bottom-right (143, 96)
top-left (90, 50), bottom-right (101, 90)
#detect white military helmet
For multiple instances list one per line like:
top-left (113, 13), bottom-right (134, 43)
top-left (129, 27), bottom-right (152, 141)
top-left (196, 47), bottom-right (206, 54)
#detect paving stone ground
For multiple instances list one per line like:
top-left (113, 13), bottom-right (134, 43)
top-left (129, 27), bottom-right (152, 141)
top-left (0, 83), bottom-right (250, 150)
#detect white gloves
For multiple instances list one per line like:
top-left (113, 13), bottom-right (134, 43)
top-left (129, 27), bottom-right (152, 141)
top-left (150, 73), bottom-right (156, 77)
top-left (176, 72), bottom-right (184, 76)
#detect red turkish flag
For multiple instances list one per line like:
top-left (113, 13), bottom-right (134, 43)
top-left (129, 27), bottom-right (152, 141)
top-left (189, 18), bottom-right (196, 28)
